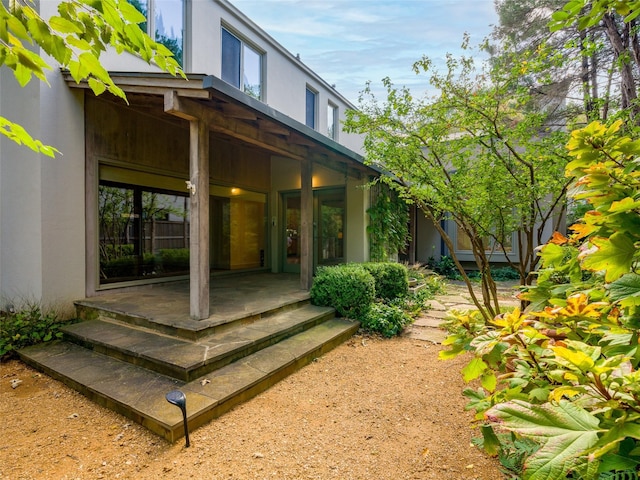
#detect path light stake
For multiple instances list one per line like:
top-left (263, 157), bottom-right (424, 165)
top-left (166, 390), bottom-right (190, 447)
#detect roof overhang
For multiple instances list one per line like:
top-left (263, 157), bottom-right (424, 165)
top-left (63, 71), bottom-right (377, 179)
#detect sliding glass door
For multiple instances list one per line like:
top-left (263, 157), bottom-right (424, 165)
top-left (281, 188), bottom-right (344, 273)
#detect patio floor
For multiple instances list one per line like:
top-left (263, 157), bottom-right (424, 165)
top-left (75, 272), bottom-right (311, 338)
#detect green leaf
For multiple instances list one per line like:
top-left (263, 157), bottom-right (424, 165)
top-left (481, 371), bottom-right (497, 392)
top-left (488, 400), bottom-right (601, 480)
top-left (48, 16), bottom-right (82, 34)
top-left (609, 273), bottom-right (640, 303)
top-left (609, 197), bottom-right (640, 213)
top-left (462, 357), bottom-right (487, 382)
top-left (582, 234), bottom-right (636, 282)
top-left (480, 424), bottom-right (502, 456)
top-left (539, 243), bottom-right (566, 268)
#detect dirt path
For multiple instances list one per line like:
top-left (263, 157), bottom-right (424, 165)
top-left (1, 283), bottom-right (514, 479)
top-left (1, 338), bottom-right (502, 479)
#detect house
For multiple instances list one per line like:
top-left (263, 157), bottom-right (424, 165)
top-left (0, 0), bottom-right (381, 441)
top-left (0, 0), bottom-right (378, 318)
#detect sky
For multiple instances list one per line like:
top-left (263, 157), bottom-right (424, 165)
top-left (232, 0), bottom-right (499, 105)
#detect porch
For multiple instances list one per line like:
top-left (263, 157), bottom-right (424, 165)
top-left (19, 273), bottom-right (359, 442)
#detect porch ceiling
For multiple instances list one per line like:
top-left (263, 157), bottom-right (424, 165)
top-left (63, 71), bottom-right (376, 179)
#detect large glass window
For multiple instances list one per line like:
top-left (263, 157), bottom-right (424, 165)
top-left (221, 28), bottom-right (262, 100)
top-left (129, 0), bottom-right (184, 66)
top-left (99, 182), bottom-right (190, 284)
top-left (306, 87), bottom-right (317, 129)
top-left (99, 180), bottom-right (268, 284)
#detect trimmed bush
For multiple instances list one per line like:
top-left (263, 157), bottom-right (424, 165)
top-left (310, 264), bottom-right (375, 320)
top-left (362, 262), bottom-right (409, 300)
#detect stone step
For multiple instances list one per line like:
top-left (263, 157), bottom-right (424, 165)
top-left (61, 304), bottom-right (336, 382)
top-left (18, 317), bottom-right (359, 442)
top-left (74, 296), bottom-right (311, 341)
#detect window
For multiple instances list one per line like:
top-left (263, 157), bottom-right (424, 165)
top-left (98, 182), bottom-right (190, 284)
top-left (306, 87), bottom-right (317, 129)
top-left (327, 103), bottom-right (338, 140)
top-left (221, 28), bottom-right (263, 100)
top-left (452, 221), bottom-right (516, 262)
top-left (129, 0), bottom-right (184, 66)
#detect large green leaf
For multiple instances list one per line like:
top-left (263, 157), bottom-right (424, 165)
top-left (488, 400), bottom-right (601, 480)
top-left (609, 273), bottom-right (640, 304)
top-left (582, 234), bottom-right (636, 282)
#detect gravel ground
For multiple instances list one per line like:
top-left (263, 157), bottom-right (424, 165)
top-left (1, 334), bottom-right (503, 480)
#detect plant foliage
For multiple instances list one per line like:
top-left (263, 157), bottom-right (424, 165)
top-left (0, 305), bottom-right (67, 360)
top-left (310, 264), bottom-right (375, 321)
top-left (441, 120), bottom-right (640, 479)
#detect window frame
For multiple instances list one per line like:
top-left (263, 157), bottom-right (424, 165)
top-left (221, 26), bottom-right (264, 100)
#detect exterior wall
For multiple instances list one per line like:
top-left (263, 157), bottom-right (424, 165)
top-left (39, 69), bottom-right (86, 310)
top-left (345, 176), bottom-right (370, 263)
top-left (415, 213), bottom-right (442, 264)
top-left (0, 68), bottom-right (44, 306)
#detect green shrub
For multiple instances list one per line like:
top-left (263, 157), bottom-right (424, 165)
top-left (427, 255), bottom-right (460, 279)
top-left (310, 264), bottom-right (375, 320)
top-left (360, 301), bottom-right (412, 338)
top-left (362, 262), bottom-right (409, 300)
top-left (1, 306), bottom-right (66, 360)
top-left (490, 266), bottom-right (519, 281)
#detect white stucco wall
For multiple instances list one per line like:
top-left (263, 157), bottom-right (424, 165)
top-left (38, 69), bottom-right (86, 310)
top-left (0, 69), bottom-right (44, 307)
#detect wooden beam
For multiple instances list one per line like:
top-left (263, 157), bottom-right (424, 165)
top-left (300, 158), bottom-right (313, 290)
top-left (165, 91), bottom-right (307, 160)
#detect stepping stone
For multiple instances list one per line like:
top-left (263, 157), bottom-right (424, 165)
top-left (414, 317), bottom-right (444, 328)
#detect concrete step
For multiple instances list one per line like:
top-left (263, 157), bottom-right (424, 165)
top-left (61, 304), bottom-right (336, 381)
top-left (18, 317), bottom-right (359, 442)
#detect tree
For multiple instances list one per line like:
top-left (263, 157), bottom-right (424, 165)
top-left (550, 0), bottom-right (640, 122)
top-left (345, 41), bottom-right (570, 321)
top-left (0, 0), bottom-right (184, 157)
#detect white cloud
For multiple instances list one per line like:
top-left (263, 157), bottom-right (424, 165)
top-left (231, 0), bottom-right (498, 103)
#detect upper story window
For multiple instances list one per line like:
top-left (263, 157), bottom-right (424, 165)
top-left (305, 87), bottom-right (317, 129)
top-left (221, 27), bottom-right (263, 100)
top-left (129, 0), bottom-right (184, 66)
top-left (327, 102), bottom-right (338, 140)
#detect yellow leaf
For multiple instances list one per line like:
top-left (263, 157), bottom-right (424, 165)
top-left (553, 346), bottom-right (595, 371)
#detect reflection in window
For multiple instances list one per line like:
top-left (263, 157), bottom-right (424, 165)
top-left (129, 0), bottom-right (183, 66)
top-left (319, 195), bottom-right (344, 265)
top-left (306, 87), bottom-right (316, 129)
top-left (455, 224), bottom-right (513, 253)
top-left (221, 28), bottom-right (262, 100)
top-left (99, 183), bottom-right (190, 283)
top-left (327, 103), bottom-right (338, 140)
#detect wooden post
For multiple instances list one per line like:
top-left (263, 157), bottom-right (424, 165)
top-left (164, 91), bottom-right (211, 320)
top-left (189, 119), bottom-right (210, 319)
top-left (300, 158), bottom-right (313, 290)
